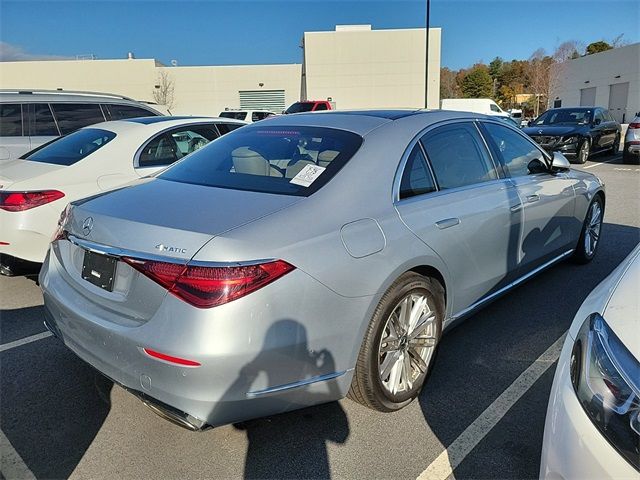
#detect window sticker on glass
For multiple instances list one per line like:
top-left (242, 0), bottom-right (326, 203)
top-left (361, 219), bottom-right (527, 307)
top-left (290, 164), bottom-right (326, 187)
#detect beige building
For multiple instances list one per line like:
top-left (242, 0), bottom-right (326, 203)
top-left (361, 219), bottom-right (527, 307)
top-left (303, 25), bottom-right (441, 109)
top-left (0, 25), bottom-right (441, 114)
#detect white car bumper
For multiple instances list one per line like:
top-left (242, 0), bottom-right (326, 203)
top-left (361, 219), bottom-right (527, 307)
top-left (540, 335), bottom-right (638, 480)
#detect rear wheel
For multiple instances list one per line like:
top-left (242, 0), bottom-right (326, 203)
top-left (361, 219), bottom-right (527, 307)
top-left (577, 139), bottom-right (590, 164)
top-left (348, 272), bottom-right (444, 412)
top-left (572, 196), bottom-right (604, 264)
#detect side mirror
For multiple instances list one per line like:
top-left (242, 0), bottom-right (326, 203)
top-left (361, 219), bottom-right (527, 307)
top-left (527, 120), bottom-right (533, 127)
top-left (551, 151), bottom-right (571, 171)
top-left (594, 118), bottom-right (601, 126)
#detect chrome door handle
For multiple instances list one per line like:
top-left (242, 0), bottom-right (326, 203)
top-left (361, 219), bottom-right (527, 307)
top-left (435, 218), bottom-right (460, 229)
top-left (527, 194), bottom-right (540, 203)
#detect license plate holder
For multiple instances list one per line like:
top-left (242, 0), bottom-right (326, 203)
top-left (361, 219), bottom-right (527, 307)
top-left (82, 250), bottom-right (117, 292)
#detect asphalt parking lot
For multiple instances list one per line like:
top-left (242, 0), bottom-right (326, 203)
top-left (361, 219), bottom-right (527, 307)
top-left (1, 151), bottom-right (639, 480)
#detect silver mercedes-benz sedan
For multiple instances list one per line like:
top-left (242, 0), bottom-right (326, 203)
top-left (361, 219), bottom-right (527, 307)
top-left (40, 110), bottom-right (605, 430)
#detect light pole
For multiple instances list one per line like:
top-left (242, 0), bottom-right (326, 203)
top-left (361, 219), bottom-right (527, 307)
top-left (425, 0), bottom-right (431, 108)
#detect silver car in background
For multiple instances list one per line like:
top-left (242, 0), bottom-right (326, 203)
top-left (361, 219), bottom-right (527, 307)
top-left (40, 110), bottom-right (605, 430)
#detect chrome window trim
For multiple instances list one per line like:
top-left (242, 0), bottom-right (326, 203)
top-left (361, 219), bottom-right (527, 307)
top-left (392, 118), bottom-right (502, 203)
top-left (67, 234), bottom-right (275, 268)
top-left (133, 121), bottom-right (222, 169)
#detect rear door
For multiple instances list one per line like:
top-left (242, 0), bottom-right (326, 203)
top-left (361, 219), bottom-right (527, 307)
top-left (395, 121), bottom-right (522, 314)
top-left (0, 103), bottom-right (28, 161)
top-left (480, 121), bottom-right (579, 274)
top-left (27, 103), bottom-right (60, 151)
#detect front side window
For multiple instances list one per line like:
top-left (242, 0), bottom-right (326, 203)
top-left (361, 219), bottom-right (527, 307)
top-left (220, 111), bottom-right (247, 121)
top-left (483, 122), bottom-right (544, 177)
top-left (314, 103), bottom-right (328, 111)
top-left (490, 103), bottom-right (501, 112)
top-left (421, 122), bottom-right (497, 190)
top-left (399, 145), bottom-right (436, 199)
top-left (23, 128), bottom-right (115, 165)
top-left (0, 103), bottom-right (23, 136)
top-left (105, 104), bottom-right (157, 120)
top-left (51, 103), bottom-right (105, 134)
top-left (159, 125), bottom-right (362, 196)
top-left (594, 110), bottom-right (605, 123)
top-left (30, 103), bottom-right (59, 136)
top-left (284, 102), bottom-right (314, 114)
top-left (139, 126), bottom-right (219, 167)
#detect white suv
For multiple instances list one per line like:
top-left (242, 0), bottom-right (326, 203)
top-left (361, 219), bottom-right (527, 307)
top-left (0, 90), bottom-right (163, 162)
top-left (219, 109), bottom-right (276, 123)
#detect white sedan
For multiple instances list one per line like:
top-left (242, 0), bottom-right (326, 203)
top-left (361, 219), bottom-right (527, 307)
top-left (0, 116), bottom-right (245, 272)
top-left (540, 244), bottom-right (640, 479)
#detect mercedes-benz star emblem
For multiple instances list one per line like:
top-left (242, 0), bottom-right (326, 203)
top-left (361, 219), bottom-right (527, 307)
top-left (538, 129), bottom-right (543, 134)
top-left (82, 217), bottom-right (94, 236)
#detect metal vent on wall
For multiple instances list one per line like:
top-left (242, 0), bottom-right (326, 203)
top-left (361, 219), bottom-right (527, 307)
top-left (239, 90), bottom-right (285, 112)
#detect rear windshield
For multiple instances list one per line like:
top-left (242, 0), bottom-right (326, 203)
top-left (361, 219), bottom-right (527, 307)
top-left (23, 128), bottom-right (116, 166)
top-left (220, 112), bottom-right (247, 120)
top-left (285, 103), bottom-right (315, 114)
top-left (159, 126), bottom-right (363, 196)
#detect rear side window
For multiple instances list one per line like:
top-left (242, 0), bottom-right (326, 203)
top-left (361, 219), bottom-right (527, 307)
top-left (0, 104), bottom-right (23, 136)
top-left (421, 123), bottom-right (497, 190)
top-left (314, 103), bottom-right (328, 111)
top-left (105, 104), bottom-right (157, 120)
top-left (482, 122), bottom-right (543, 177)
top-left (24, 128), bottom-right (115, 165)
top-left (159, 125), bottom-right (363, 196)
top-left (139, 126), bottom-right (219, 167)
top-left (51, 103), bottom-right (105, 134)
top-left (399, 145), bottom-right (436, 199)
top-left (216, 123), bottom-right (244, 134)
top-left (29, 103), bottom-right (59, 136)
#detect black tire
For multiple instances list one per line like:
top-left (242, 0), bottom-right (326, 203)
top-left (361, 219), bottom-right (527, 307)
top-left (348, 272), bottom-right (444, 412)
top-left (572, 195), bottom-right (604, 264)
top-left (610, 134), bottom-right (620, 155)
top-left (577, 139), bottom-right (590, 164)
top-left (623, 149), bottom-right (639, 164)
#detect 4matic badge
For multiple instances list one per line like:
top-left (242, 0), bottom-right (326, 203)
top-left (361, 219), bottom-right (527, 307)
top-left (155, 244), bottom-right (187, 254)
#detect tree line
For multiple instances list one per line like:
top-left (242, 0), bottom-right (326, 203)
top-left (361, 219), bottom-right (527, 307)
top-left (440, 36), bottom-right (628, 117)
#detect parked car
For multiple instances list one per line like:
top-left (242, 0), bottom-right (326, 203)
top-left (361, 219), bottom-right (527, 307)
top-left (540, 244), bottom-right (639, 480)
top-left (219, 110), bottom-right (276, 123)
top-left (440, 98), bottom-right (510, 118)
top-left (523, 107), bottom-right (621, 164)
top-left (623, 114), bottom-right (640, 164)
top-left (40, 110), bottom-right (605, 431)
top-left (0, 90), bottom-right (164, 162)
top-left (0, 116), bottom-right (245, 274)
top-left (284, 100), bottom-right (333, 114)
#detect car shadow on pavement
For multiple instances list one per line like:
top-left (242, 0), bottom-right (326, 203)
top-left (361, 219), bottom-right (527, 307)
top-left (417, 222), bottom-right (640, 479)
top-left (209, 319), bottom-right (350, 479)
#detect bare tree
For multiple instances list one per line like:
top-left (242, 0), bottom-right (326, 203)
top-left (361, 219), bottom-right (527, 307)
top-left (152, 70), bottom-right (175, 110)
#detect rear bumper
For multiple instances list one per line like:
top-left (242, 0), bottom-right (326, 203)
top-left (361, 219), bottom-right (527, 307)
top-left (624, 142), bottom-right (640, 155)
top-left (40, 246), bottom-right (371, 428)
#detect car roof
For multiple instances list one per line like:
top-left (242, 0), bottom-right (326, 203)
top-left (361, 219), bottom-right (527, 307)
top-left (86, 116), bottom-right (246, 135)
top-left (0, 90), bottom-right (148, 105)
top-left (261, 109), bottom-right (492, 135)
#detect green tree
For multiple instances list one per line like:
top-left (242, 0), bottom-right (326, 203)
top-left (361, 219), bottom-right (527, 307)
top-left (460, 65), bottom-right (493, 98)
top-left (488, 57), bottom-right (503, 79)
top-left (586, 41), bottom-right (612, 55)
top-left (440, 67), bottom-right (461, 99)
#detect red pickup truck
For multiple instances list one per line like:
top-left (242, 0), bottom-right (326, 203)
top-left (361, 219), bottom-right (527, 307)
top-left (284, 100), bottom-right (333, 114)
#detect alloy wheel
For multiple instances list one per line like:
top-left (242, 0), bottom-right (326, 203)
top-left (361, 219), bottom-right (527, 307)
top-left (584, 201), bottom-right (602, 257)
top-left (579, 141), bottom-right (590, 163)
top-left (378, 292), bottom-right (437, 395)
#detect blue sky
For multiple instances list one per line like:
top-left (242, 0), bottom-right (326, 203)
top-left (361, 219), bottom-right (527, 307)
top-left (1, 0), bottom-right (638, 69)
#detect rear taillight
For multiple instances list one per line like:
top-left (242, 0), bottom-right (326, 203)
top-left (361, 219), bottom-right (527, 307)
top-left (51, 204), bottom-right (71, 242)
top-left (0, 190), bottom-right (65, 212)
top-left (122, 257), bottom-right (295, 308)
top-left (628, 122), bottom-right (640, 129)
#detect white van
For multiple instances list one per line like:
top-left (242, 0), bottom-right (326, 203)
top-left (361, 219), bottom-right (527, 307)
top-left (441, 98), bottom-right (509, 118)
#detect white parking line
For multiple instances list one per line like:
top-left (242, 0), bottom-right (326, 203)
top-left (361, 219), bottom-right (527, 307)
top-left (0, 429), bottom-right (36, 480)
top-left (416, 333), bottom-right (566, 480)
top-left (0, 331), bottom-right (52, 353)
top-left (583, 159), bottom-right (618, 169)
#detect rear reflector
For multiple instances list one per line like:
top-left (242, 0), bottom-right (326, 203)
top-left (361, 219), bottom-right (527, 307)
top-left (628, 122), bottom-right (640, 129)
top-left (122, 257), bottom-right (295, 308)
top-left (143, 348), bottom-right (201, 367)
top-left (0, 190), bottom-right (65, 212)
